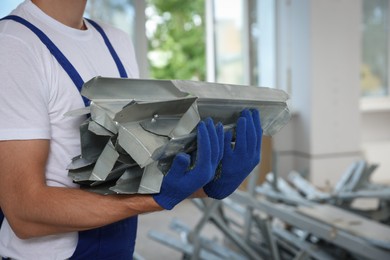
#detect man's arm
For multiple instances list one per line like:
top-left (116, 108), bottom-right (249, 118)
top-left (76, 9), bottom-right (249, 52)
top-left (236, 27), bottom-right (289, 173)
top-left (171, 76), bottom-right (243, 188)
top-left (0, 139), bottom-right (162, 239)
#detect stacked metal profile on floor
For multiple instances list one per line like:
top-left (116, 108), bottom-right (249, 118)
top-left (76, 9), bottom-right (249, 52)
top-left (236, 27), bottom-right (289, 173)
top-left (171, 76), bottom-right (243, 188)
top-left (66, 77), bottom-right (290, 195)
top-left (148, 161), bottom-right (390, 260)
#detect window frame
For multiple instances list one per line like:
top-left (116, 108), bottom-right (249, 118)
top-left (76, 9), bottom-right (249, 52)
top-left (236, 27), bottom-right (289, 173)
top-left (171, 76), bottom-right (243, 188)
top-left (360, 0), bottom-right (390, 112)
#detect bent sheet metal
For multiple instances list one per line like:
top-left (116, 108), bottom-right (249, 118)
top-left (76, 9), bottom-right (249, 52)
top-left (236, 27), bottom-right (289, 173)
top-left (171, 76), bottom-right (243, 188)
top-left (66, 77), bottom-right (291, 195)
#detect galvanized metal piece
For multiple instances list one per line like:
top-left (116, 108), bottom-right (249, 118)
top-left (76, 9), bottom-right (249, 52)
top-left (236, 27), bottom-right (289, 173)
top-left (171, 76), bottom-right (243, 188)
top-left (109, 167), bottom-right (143, 194)
top-left (342, 160), bottom-right (367, 193)
top-left (287, 171), bottom-right (329, 200)
top-left (67, 155), bottom-right (95, 170)
top-left (81, 77), bottom-right (291, 136)
top-left (169, 218), bottom-right (247, 260)
top-left (273, 227), bottom-right (334, 260)
top-left (79, 119), bottom-right (110, 161)
top-left (92, 164), bottom-right (129, 184)
top-left (68, 77), bottom-right (291, 195)
top-left (69, 163), bottom-right (129, 184)
top-left (266, 172), bottom-right (304, 200)
top-left (335, 189), bottom-right (390, 200)
top-left (169, 102), bottom-right (200, 138)
top-left (148, 160), bottom-right (390, 259)
top-left (140, 115), bottom-right (180, 137)
top-left (89, 139), bottom-right (119, 181)
top-left (63, 106), bottom-right (90, 117)
top-left (333, 162), bottom-right (359, 194)
top-left (68, 164), bottom-right (94, 182)
top-left (114, 98), bottom-right (196, 126)
top-left (117, 122), bottom-right (168, 168)
top-left (196, 98), bottom-right (289, 136)
top-left (190, 199), bottom-right (262, 260)
top-left (138, 161), bottom-right (163, 194)
top-left (148, 230), bottom-right (224, 260)
top-left (88, 120), bottom-right (115, 136)
top-left (80, 181), bottom-right (116, 195)
top-left (117, 152), bottom-right (137, 166)
top-left (297, 204), bottom-right (390, 250)
top-left (230, 191), bottom-right (390, 260)
top-left (81, 77), bottom-right (189, 101)
top-left (90, 102), bottom-right (121, 134)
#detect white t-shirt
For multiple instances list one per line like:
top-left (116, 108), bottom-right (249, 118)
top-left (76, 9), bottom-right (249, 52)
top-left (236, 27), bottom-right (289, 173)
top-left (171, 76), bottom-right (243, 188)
top-left (0, 1), bottom-right (139, 259)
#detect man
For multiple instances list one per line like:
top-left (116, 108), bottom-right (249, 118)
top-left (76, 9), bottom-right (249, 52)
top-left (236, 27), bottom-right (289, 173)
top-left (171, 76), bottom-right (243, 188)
top-left (0, 0), bottom-right (262, 259)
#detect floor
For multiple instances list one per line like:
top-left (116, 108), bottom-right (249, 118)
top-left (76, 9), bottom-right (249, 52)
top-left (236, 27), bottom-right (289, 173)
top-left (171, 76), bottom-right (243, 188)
top-left (134, 199), bottom-right (224, 260)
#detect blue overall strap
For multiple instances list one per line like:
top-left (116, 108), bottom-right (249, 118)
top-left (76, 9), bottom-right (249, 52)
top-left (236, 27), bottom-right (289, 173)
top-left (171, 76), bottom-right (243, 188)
top-left (0, 210), bottom-right (3, 227)
top-left (86, 18), bottom-right (128, 78)
top-left (0, 15), bottom-right (89, 106)
top-left (1, 16), bottom-right (129, 105)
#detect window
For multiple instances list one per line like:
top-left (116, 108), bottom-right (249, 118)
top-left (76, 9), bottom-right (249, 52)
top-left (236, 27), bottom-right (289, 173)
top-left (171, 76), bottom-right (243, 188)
top-left (361, 0), bottom-right (389, 97)
top-left (145, 0), bottom-right (206, 80)
top-left (85, 0), bottom-right (136, 39)
top-left (213, 0), bottom-right (246, 84)
top-left (253, 0), bottom-right (276, 88)
top-left (208, 0), bottom-right (276, 88)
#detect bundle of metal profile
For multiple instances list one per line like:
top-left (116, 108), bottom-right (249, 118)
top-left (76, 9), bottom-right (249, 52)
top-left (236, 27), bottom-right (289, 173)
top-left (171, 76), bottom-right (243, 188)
top-left (65, 77), bottom-right (291, 195)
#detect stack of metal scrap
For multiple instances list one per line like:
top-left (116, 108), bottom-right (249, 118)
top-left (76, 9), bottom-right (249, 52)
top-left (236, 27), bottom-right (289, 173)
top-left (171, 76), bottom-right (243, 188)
top-left (259, 161), bottom-right (390, 224)
top-left (148, 161), bottom-right (390, 260)
top-left (65, 77), bottom-right (290, 195)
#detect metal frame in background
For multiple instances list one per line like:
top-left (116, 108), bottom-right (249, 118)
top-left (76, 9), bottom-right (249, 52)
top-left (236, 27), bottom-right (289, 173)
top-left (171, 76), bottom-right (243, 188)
top-left (148, 160), bottom-right (390, 260)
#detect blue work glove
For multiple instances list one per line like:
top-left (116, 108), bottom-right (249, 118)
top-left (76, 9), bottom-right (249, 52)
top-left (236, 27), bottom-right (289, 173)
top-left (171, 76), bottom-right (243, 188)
top-left (153, 118), bottom-right (224, 210)
top-left (203, 109), bottom-right (262, 200)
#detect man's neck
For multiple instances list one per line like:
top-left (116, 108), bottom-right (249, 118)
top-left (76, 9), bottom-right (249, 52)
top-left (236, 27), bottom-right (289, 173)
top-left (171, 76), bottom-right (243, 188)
top-left (31, 0), bottom-right (88, 30)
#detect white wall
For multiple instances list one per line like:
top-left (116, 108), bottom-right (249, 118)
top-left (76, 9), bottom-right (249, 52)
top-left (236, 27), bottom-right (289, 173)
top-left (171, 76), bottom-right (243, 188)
top-left (273, 0), bottom-right (364, 188)
top-left (360, 103), bottom-right (390, 183)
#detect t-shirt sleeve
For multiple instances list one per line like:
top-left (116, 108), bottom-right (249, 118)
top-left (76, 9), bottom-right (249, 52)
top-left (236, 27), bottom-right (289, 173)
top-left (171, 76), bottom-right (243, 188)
top-left (0, 35), bottom-right (51, 140)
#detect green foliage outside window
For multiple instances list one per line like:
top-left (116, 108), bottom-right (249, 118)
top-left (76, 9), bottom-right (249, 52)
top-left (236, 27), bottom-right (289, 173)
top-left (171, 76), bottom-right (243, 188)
top-left (146, 0), bottom-right (206, 80)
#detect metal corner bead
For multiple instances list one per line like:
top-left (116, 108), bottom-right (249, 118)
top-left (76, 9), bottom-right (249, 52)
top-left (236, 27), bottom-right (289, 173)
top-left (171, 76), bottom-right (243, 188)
top-left (68, 77), bottom-right (291, 195)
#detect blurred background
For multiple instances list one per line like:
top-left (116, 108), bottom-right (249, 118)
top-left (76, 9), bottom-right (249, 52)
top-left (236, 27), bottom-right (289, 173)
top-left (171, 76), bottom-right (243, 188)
top-left (2, 0), bottom-right (390, 258)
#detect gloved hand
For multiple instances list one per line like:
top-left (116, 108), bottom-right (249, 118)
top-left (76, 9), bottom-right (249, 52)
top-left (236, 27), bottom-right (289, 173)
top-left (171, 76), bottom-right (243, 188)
top-left (153, 118), bottom-right (224, 210)
top-left (203, 109), bottom-right (262, 199)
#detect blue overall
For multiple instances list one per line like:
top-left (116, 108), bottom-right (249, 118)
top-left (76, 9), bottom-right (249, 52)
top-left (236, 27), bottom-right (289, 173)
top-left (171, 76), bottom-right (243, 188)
top-left (0, 16), bottom-right (138, 259)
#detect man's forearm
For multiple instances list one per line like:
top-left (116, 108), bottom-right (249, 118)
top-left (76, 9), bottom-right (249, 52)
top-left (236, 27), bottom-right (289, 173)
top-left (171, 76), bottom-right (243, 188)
top-left (7, 185), bottom-right (162, 239)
